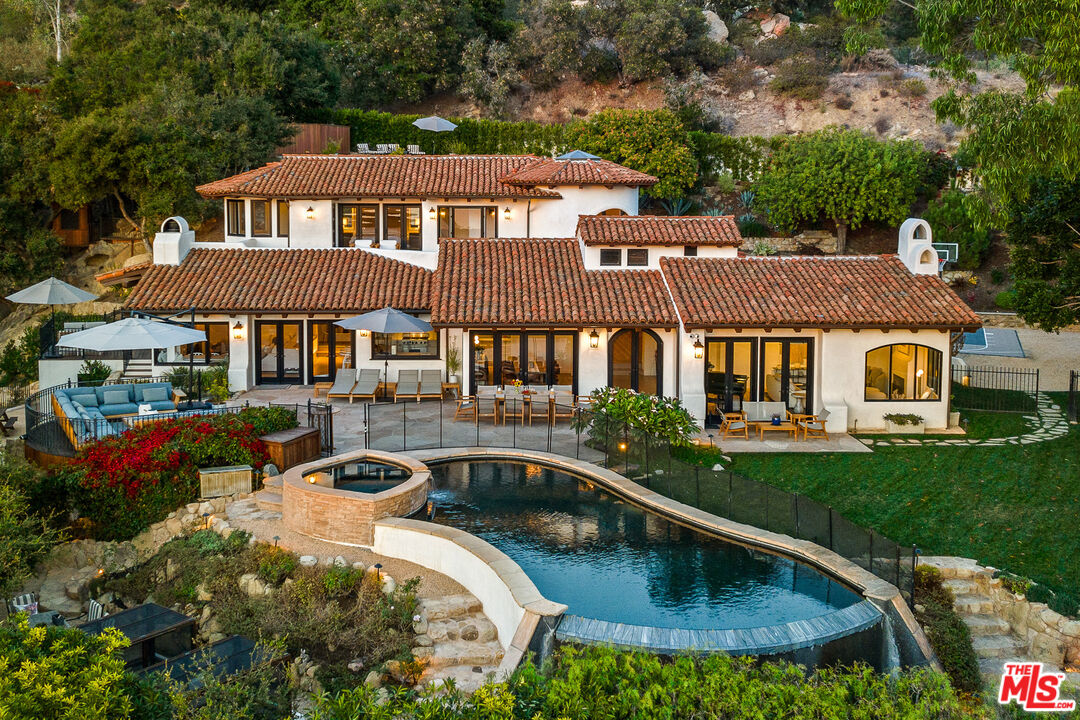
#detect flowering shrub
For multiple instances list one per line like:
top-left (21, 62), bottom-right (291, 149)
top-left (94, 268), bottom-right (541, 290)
top-left (64, 408), bottom-right (297, 540)
top-left (573, 387), bottom-right (699, 448)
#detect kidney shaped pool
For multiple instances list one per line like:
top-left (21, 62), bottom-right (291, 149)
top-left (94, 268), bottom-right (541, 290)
top-left (427, 460), bottom-right (869, 641)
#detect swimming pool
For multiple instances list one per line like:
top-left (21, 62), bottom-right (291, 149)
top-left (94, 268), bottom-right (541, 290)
top-left (303, 459), bottom-right (412, 493)
top-left (427, 460), bottom-right (874, 649)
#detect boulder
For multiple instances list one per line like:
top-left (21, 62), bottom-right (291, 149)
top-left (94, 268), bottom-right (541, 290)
top-left (264, 463), bottom-right (280, 477)
top-left (702, 10), bottom-right (728, 43)
top-left (347, 659), bottom-right (365, 673)
top-left (364, 671), bottom-right (383, 688)
top-left (299, 555), bottom-right (318, 567)
top-left (195, 583), bottom-right (213, 602)
top-left (771, 13), bottom-right (790, 36)
top-left (238, 573), bottom-right (270, 597)
top-left (352, 561), bottom-right (366, 571)
top-left (380, 574), bottom-right (397, 596)
top-left (864, 48), bottom-right (899, 70)
top-left (738, 90), bottom-right (755, 102)
top-left (334, 556), bottom-right (347, 567)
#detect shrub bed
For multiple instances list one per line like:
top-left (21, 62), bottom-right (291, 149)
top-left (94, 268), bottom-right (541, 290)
top-left (60, 408), bottom-right (297, 541)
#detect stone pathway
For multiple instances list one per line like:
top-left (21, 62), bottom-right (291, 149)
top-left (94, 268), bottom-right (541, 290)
top-left (860, 394), bottom-right (1070, 448)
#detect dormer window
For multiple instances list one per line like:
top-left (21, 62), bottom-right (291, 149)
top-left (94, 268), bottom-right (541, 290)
top-left (226, 199), bottom-right (245, 236)
top-left (626, 249), bottom-right (648, 266)
top-left (599, 249), bottom-right (621, 266)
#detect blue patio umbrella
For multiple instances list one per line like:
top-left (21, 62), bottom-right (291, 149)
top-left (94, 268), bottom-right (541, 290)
top-left (336, 308), bottom-right (433, 400)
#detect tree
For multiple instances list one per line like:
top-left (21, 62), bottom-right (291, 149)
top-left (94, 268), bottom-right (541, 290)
top-left (1006, 175), bottom-right (1080, 332)
top-left (460, 38), bottom-right (520, 118)
top-left (836, 0), bottom-right (1080, 222)
top-left (921, 189), bottom-right (992, 271)
top-left (0, 452), bottom-right (63, 597)
top-left (754, 127), bottom-right (928, 252)
top-left (566, 109), bottom-right (698, 199)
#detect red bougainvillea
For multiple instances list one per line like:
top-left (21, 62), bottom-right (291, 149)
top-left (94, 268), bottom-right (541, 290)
top-left (65, 408), bottom-right (295, 540)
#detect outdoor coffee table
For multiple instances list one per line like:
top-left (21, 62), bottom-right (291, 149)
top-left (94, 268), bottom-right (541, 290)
top-left (313, 381), bottom-right (333, 398)
top-left (754, 421), bottom-right (798, 440)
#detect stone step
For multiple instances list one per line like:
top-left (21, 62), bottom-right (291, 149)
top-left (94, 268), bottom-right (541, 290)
top-left (254, 489), bottom-right (282, 511)
top-left (426, 615), bottom-right (498, 644)
top-left (421, 663), bottom-right (501, 694)
top-left (953, 594), bottom-right (994, 615)
top-left (417, 594), bottom-right (483, 621)
top-left (423, 640), bottom-right (504, 669)
top-left (963, 614), bottom-right (1012, 637)
top-left (978, 656), bottom-right (1031, 680)
top-left (262, 475), bottom-right (283, 489)
top-left (943, 578), bottom-right (979, 597)
top-left (972, 634), bottom-right (1027, 659)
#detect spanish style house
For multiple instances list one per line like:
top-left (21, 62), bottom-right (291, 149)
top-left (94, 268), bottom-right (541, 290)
top-left (114, 151), bottom-right (979, 432)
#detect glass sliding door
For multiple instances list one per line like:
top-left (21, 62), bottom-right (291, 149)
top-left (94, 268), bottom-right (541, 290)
top-left (309, 321), bottom-right (353, 383)
top-left (551, 334), bottom-right (574, 386)
top-left (337, 204), bottom-right (378, 247)
top-left (256, 321), bottom-right (303, 384)
top-left (704, 338), bottom-right (755, 425)
top-left (472, 334), bottom-right (495, 392)
top-left (499, 333), bottom-right (521, 386)
top-left (525, 334), bottom-right (548, 385)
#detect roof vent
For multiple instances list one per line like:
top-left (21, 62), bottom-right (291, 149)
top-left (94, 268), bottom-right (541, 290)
top-left (556, 150), bottom-right (601, 161)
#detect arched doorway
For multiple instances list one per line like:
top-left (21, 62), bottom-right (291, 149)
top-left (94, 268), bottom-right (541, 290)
top-left (608, 329), bottom-right (662, 395)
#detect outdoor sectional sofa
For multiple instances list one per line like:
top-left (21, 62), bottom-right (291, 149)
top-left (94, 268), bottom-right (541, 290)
top-left (51, 382), bottom-right (180, 449)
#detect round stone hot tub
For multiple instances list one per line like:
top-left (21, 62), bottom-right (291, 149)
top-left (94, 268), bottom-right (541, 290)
top-left (281, 449), bottom-right (430, 546)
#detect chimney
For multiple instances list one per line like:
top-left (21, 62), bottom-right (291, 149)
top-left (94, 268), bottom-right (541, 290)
top-left (153, 216), bottom-right (194, 266)
top-left (897, 218), bottom-right (939, 276)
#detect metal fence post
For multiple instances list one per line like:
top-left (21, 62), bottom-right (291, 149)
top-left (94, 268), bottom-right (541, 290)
top-left (402, 402), bottom-right (407, 452)
top-left (895, 543), bottom-right (901, 590)
top-left (828, 507), bottom-right (834, 551)
top-left (868, 531), bottom-right (875, 575)
top-left (439, 399), bottom-right (444, 448)
top-left (695, 466), bottom-right (701, 507)
top-left (727, 471), bottom-right (733, 518)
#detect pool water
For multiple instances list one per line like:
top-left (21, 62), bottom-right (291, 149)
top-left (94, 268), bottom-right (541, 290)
top-left (428, 461), bottom-right (861, 631)
top-left (303, 460), bottom-right (411, 493)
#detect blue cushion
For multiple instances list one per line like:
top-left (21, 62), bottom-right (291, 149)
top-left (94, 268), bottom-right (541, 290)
top-left (140, 387), bottom-right (168, 403)
top-left (69, 390), bottom-right (98, 406)
top-left (100, 402), bottom-right (138, 416)
top-left (102, 390), bottom-right (131, 406)
top-left (146, 400), bottom-right (176, 412)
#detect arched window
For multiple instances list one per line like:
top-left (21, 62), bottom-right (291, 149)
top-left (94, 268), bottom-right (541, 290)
top-left (919, 249), bottom-right (934, 264)
top-left (599, 208), bottom-right (628, 216)
top-left (865, 344), bottom-right (943, 401)
top-left (609, 329), bottom-right (662, 395)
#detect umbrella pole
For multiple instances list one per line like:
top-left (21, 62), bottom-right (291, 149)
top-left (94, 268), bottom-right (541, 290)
top-left (384, 358), bottom-right (389, 402)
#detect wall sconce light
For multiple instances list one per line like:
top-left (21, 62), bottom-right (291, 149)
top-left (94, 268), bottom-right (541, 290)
top-left (359, 329), bottom-right (370, 338)
top-left (473, 334), bottom-right (480, 346)
top-left (589, 329), bottom-right (600, 349)
top-left (428, 206), bottom-right (436, 220)
top-left (916, 369), bottom-right (924, 378)
top-left (692, 335), bottom-right (704, 359)
top-left (232, 321), bottom-right (244, 340)
top-left (503, 206), bottom-right (512, 221)
top-left (305, 206), bottom-right (315, 220)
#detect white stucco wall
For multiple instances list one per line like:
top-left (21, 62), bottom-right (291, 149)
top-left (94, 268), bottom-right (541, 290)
top-left (38, 358), bottom-right (126, 389)
top-left (528, 186), bottom-right (638, 238)
top-left (288, 200), bottom-right (335, 248)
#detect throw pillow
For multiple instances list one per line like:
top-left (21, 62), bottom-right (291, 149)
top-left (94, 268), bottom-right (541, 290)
top-left (140, 387), bottom-right (169, 403)
top-left (70, 391), bottom-right (99, 406)
top-left (102, 390), bottom-right (131, 406)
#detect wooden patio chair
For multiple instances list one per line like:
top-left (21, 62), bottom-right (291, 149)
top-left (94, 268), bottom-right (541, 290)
top-left (1, 409), bottom-right (16, 436)
top-left (525, 386), bottom-right (551, 425)
top-left (476, 386), bottom-right (499, 423)
top-left (799, 409), bottom-right (830, 441)
top-left (454, 395), bottom-right (477, 422)
top-left (720, 412), bottom-right (749, 440)
top-left (551, 388), bottom-right (575, 424)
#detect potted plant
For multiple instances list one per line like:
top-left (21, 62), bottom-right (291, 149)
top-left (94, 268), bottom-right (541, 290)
top-left (446, 341), bottom-right (461, 386)
top-left (204, 363), bottom-right (231, 405)
top-left (77, 359), bottom-right (112, 386)
top-left (883, 412), bottom-right (926, 434)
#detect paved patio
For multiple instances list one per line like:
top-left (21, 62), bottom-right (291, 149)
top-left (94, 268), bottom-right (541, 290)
top-left (232, 385), bottom-right (870, 457)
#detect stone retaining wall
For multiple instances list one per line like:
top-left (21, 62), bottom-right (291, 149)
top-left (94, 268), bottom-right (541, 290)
top-left (741, 231), bottom-right (838, 255)
top-left (922, 557), bottom-right (1080, 668)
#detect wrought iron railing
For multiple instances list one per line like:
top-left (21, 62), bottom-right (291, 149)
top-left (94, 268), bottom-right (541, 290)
top-left (1069, 370), bottom-right (1079, 424)
top-left (951, 366), bottom-right (1040, 413)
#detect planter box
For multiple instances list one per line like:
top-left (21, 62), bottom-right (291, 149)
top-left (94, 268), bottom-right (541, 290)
top-left (199, 465), bottom-right (253, 498)
top-left (886, 420), bottom-right (926, 434)
top-left (261, 426), bottom-right (321, 470)
top-left (949, 411), bottom-right (961, 428)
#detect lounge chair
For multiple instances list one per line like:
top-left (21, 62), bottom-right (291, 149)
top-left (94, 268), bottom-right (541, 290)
top-left (357, 143), bottom-right (371, 153)
top-left (798, 409), bottom-right (830, 441)
top-left (325, 368), bottom-right (357, 401)
top-left (350, 369), bottom-right (381, 403)
top-left (418, 370), bottom-right (442, 400)
top-left (8, 592), bottom-right (37, 615)
top-left (720, 412), bottom-right (749, 440)
top-left (406, 144), bottom-right (422, 155)
top-left (375, 143), bottom-right (389, 154)
top-left (394, 370), bottom-right (420, 402)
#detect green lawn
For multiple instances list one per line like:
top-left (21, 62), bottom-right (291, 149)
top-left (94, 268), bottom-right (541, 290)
top-left (696, 409), bottom-right (1079, 598)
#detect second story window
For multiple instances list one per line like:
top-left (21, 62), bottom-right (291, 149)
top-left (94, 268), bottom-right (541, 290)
top-left (226, 199), bottom-right (245, 236)
top-left (337, 203), bottom-right (378, 247)
top-left (683, 245), bottom-right (697, 256)
top-left (599, 249), bottom-right (621, 266)
top-left (626, 249), bottom-right (649, 266)
top-left (251, 200), bottom-right (271, 237)
top-left (384, 205), bottom-right (422, 250)
top-left (438, 206), bottom-right (497, 238)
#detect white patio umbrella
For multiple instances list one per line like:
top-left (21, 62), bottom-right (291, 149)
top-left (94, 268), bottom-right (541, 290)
top-left (57, 317), bottom-right (206, 351)
top-left (411, 115), bottom-right (457, 154)
top-left (336, 308), bottom-right (433, 400)
top-left (6, 277), bottom-right (99, 352)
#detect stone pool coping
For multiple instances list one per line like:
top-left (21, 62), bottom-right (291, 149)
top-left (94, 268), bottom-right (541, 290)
top-left (406, 447), bottom-right (936, 667)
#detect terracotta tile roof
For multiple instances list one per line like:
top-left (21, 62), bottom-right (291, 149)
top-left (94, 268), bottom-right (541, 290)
top-left (660, 255), bottom-right (982, 330)
top-left (195, 154), bottom-right (561, 200)
top-left (125, 248), bottom-right (431, 313)
top-left (500, 157), bottom-right (658, 187)
top-left (577, 215), bottom-right (742, 247)
top-left (95, 262), bottom-right (151, 287)
top-left (431, 238), bottom-right (677, 327)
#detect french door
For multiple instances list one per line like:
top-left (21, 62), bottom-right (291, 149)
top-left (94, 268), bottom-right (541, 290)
top-left (608, 329), bottom-right (663, 395)
top-left (256, 321), bottom-right (302, 384)
top-left (469, 331), bottom-right (577, 395)
top-left (308, 320), bottom-right (353, 384)
top-left (761, 339), bottom-right (812, 414)
top-left (704, 338), bottom-right (756, 425)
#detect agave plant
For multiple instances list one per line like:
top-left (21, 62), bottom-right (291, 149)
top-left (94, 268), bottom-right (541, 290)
top-left (739, 190), bottom-right (755, 209)
top-left (659, 197), bottom-right (695, 216)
